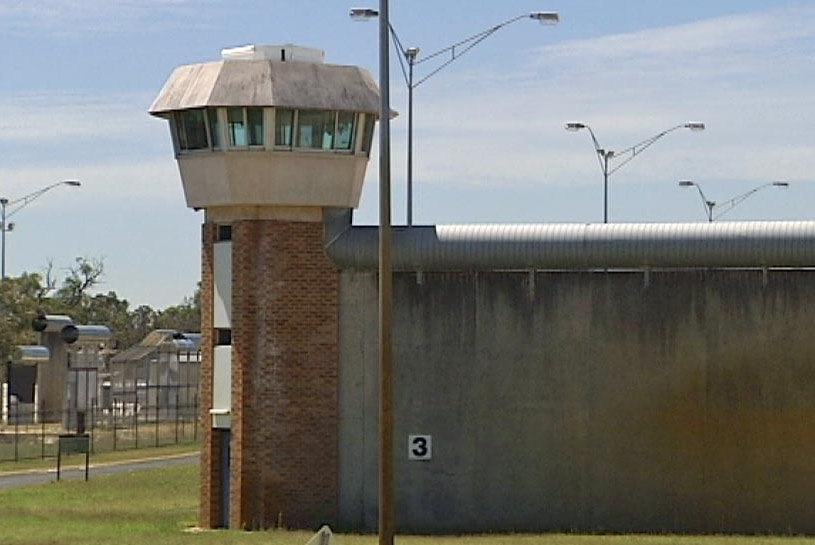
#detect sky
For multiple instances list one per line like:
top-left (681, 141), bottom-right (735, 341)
top-left (0, 0), bottom-right (813, 309)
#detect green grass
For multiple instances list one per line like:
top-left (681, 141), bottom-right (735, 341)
top-left (2, 464), bottom-right (815, 545)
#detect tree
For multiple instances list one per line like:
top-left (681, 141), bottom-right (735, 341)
top-left (0, 273), bottom-right (45, 366)
top-left (0, 258), bottom-right (201, 361)
top-left (55, 257), bottom-right (105, 307)
top-left (154, 283), bottom-right (201, 333)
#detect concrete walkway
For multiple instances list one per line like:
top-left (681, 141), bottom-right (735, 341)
top-left (0, 452), bottom-right (199, 490)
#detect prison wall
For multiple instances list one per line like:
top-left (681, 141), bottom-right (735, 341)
top-left (338, 269), bottom-right (815, 534)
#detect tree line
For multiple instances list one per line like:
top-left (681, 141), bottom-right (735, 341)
top-left (0, 257), bottom-right (200, 362)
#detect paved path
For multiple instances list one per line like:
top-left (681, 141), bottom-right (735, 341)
top-left (0, 452), bottom-right (199, 490)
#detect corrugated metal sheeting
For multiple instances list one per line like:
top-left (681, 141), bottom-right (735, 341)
top-left (324, 221), bottom-right (815, 270)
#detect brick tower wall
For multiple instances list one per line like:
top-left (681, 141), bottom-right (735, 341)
top-left (219, 219), bottom-right (338, 530)
top-left (198, 222), bottom-right (219, 527)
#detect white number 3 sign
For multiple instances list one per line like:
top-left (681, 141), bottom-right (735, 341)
top-left (408, 434), bottom-right (432, 460)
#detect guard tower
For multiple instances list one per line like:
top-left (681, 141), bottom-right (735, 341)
top-left (150, 44), bottom-right (380, 530)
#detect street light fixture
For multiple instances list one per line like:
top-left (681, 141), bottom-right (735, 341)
top-left (0, 180), bottom-right (81, 279)
top-left (565, 122), bottom-right (705, 223)
top-left (678, 180), bottom-right (789, 222)
top-left (352, 8), bottom-right (559, 226)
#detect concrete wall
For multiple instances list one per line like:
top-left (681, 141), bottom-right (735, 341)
top-left (338, 269), bottom-right (815, 534)
top-left (36, 332), bottom-right (69, 421)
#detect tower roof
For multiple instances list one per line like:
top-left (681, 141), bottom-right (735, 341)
top-left (149, 59), bottom-right (381, 116)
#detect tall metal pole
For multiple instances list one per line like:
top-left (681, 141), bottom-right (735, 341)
top-left (602, 154), bottom-right (609, 225)
top-left (378, 0), bottom-right (395, 543)
top-left (1, 198), bottom-right (7, 279)
top-left (406, 53), bottom-right (415, 227)
top-left (0, 181), bottom-right (80, 279)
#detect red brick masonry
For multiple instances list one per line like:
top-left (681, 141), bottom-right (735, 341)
top-left (200, 219), bottom-right (339, 530)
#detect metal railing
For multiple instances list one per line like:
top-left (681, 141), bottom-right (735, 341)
top-left (0, 396), bottom-right (199, 463)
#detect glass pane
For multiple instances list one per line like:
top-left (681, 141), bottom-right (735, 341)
top-left (361, 114), bottom-right (375, 153)
top-left (297, 110), bottom-right (334, 150)
top-left (227, 107), bottom-right (247, 147)
top-left (173, 112), bottom-right (187, 150)
top-left (247, 108), bottom-right (264, 146)
top-left (275, 109), bottom-right (293, 146)
top-left (207, 109), bottom-right (221, 149)
top-left (335, 111), bottom-right (356, 150)
top-left (179, 109), bottom-right (208, 150)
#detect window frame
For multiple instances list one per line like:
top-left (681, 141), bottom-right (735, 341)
top-left (227, 107), bottom-right (265, 149)
top-left (171, 106), bottom-right (370, 156)
top-left (174, 108), bottom-right (210, 152)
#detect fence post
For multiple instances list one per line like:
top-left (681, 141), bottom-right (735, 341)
top-left (174, 388), bottom-right (180, 444)
top-left (155, 389), bottom-right (160, 448)
top-left (89, 400), bottom-right (94, 454)
top-left (13, 410), bottom-right (19, 462)
top-left (112, 399), bottom-right (117, 451)
top-left (193, 393), bottom-right (198, 441)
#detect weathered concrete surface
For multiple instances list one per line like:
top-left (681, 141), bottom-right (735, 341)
top-left (338, 269), bottom-right (815, 534)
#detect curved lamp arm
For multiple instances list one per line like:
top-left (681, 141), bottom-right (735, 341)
top-left (608, 123), bottom-right (705, 176)
top-left (351, 9), bottom-right (558, 90)
top-left (712, 181), bottom-right (789, 221)
top-left (679, 180), bottom-right (714, 222)
top-left (6, 180), bottom-right (81, 219)
top-left (565, 122), bottom-right (605, 174)
top-left (411, 13), bottom-right (558, 89)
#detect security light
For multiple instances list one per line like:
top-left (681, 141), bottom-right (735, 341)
top-left (530, 12), bottom-right (560, 25)
top-left (349, 7), bottom-right (379, 21)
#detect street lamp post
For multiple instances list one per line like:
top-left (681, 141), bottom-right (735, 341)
top-left (678, 180), bottom-right (789, 222)
top-left (352, 8), bottom-right (559, 226)
top-left (565, 122), bottom-right (705, 223)
top-left (0, 180), bottom-right (81, 279)
top-left (374, 1), bottom-right (394, 545)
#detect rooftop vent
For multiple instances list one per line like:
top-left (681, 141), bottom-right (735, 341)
top-left (221, 44), bottom-right (325, 63)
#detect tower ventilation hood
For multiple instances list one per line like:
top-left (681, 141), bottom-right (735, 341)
top-left (221, 44), bottom-right (325, 63)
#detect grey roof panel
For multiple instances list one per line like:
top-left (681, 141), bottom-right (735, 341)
top-left (149, 60), bottom-right (380, 115)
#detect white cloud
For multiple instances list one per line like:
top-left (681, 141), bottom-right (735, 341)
top-left (393, 5), bottom-right (815, 192)
top-left (0, 92), bottom-right (160, 143)
top-left (0, 0), bottom-right (218, 34)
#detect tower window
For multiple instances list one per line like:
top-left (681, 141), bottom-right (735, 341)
top-left (173, 107), bottom-right (371, 155)
top-left (297, 110), bottom-right (335, 149)
top-left (361, 114), bottom-right (375, 154)
top-left (215, 328), bottom-right (232, 346)
top-left (275, 109), bottom-right (294, 147)
top-left (208, 109), bottom-right (222, 149)
top-left (336, 111), bottom-right (356, 150)
top-left (247, 108), bottom-right (264, 146)
top-left (227, 108), bottom-right (247, 147)
top-left (175, 109), bottom-right (209, 151)
top-left (217, 224), bottom-right (232, 241)
top-left (228, 107), bottom-right (264, 148)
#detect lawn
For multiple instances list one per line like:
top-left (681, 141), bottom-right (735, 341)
top-left (1, 464), bottom-right (815, 545)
